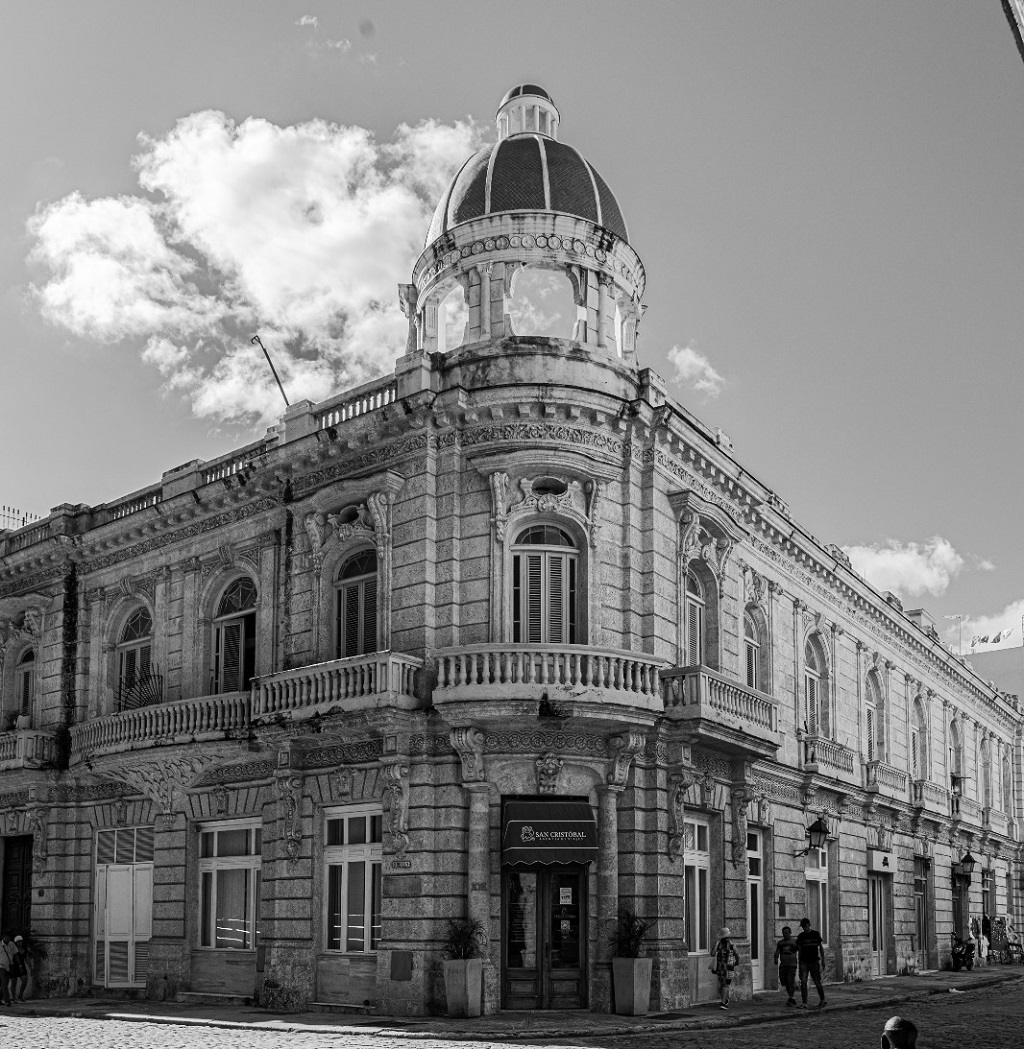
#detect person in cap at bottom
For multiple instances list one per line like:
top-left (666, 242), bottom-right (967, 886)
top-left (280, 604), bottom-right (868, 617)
top-left (880, 1016), bottom-right (918, 1049)
top-left (709, 926), bottom-right (740, 1010)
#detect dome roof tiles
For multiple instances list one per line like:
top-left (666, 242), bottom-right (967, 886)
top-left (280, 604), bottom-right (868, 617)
top-left (426, 134), bottom-right (628, 246)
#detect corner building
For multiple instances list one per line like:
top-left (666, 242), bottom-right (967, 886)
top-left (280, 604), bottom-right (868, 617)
top-left (0, 86), bottom-right (1021, 1015)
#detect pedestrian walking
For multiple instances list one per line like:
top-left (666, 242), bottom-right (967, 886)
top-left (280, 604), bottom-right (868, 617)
top-left (11, 937), bottom-right (29, 1001)
top-left (796, 916), bottom-right (826, 1008)
top-left (0, 934), bottom-right (16, 1006)
top-left (709, 925), bottom-right (739, 1010)
top-left (880, 1015), bottom-right (918, 1048)
top-left (773, 925), bottom-right (799, 1005)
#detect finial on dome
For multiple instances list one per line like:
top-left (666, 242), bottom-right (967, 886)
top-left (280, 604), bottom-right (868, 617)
top-left (496, 84), bottom-right (559, 141)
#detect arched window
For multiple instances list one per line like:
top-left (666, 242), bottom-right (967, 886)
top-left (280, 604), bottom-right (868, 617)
top-left (910, 698), bottom-right (927, 779)
top-left (684, 573), bottom-right (705, 667)
top-left (512, 525), bottom-right (578, 644)
top-left (865, 671), bottom-right (885, 762)
top-left (743, 612), bottom-right (760, 690)
top-left (214, 578), bottom-right (257, 694)
top-left (336, 549), bottom-right (378, 658)
top-left (15, 650), bottom-right (34, 723)
top-left (117, 606), bottom-right (153, 708)
top-left (804, 637), bottom-right (828, 736)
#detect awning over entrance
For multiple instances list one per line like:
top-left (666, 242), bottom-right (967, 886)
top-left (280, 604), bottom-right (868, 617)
top-left (502, 799), bottom-right (598, 865)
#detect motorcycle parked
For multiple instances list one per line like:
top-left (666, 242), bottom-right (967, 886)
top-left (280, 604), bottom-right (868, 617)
top-left (950, 933), bottom-right (975, 971)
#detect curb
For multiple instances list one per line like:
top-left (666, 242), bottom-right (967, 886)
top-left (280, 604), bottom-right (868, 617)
top-left (9, 971), bottom-right (1023, 1040)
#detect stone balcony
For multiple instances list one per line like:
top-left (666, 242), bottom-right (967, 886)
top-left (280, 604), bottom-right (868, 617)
top-left (982, 806), bottom-right (1011, 837)
top-left (253, 652), bottom-right (423, 724)
top-left (0, 728), bottom-right (57, 770)
top-left (864, 759), bottom-right (909, 797)
top-left (434, 644), bottom-right (667, 719)
top-left (70, 691), bottom-right (250, 763)
top-left (800, 733), bottom-right (856, 777)
top-left (912, 778), bottom-right (950, 815)
top-left (950, 794), bottom-right (982, 822)
top-left (660, 665), bottom-right (780, 759)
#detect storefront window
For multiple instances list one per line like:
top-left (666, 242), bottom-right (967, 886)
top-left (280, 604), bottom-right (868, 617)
top-left (325, 806), bottom-right (382, 953)
top-left (199, 821), bottom-right (262, 949)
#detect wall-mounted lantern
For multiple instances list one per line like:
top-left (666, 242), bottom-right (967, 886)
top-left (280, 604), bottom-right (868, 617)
top-left (794, 815), bottom-right (830, 857)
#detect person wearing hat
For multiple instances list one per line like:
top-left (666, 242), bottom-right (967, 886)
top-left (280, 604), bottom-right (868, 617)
top-left (709, 926), bottom-right (740, 1009)
top-left (880, 1015), bottom-right (918, 1048)
top-left (11, 937), bottom-right (29, 1002)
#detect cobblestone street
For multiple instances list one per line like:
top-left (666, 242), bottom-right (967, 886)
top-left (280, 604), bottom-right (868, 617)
top-left (0, 978), bottom-right (1020, 1049)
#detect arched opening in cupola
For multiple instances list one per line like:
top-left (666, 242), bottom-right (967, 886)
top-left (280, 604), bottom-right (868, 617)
top-left (437, 284), bottom-right (468, 353)
top-left (508, 266), bottom-right (579, 340)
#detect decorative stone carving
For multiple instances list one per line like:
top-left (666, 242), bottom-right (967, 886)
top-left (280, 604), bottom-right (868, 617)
top-left (118, 755), bottom-right (213, 826)
top-left (536, 753), bottom-right (563, 794)
top-left (113, 798), bottom-right (128, 827)
top-left (731, 785), bottom-right (752, 866)
top-left (668, 767), bottom-right (698, 860)
top-left (277, 774), bottom-right (303, 862)
top-left (607, 730), bottom-right (645, 787)
top-left (304, 511), bottom-right (328, 570)
top-left (679, 509), bottom-right (734, 597)
top-left (26, 807), bottom-right (48, 874)
top-left (332, 767), bottom-right (354, 799)
top-left (699, 772), bottom-right (716, 808)
top-left (212, 784), bottom-right (229, 817)
top-left (450, 727), bottom-right (486, 783)
top-left (584, 480), bottom-right (603, 548)
top-left (382, 762), bottom-right (411, 860)
top-left (489, 472), bottom-right (513, 540)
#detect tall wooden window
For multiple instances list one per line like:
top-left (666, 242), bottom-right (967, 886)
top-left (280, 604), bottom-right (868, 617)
top-left (512, 525), bottom-right (578, 645)
top-left (683, 818), bottom-right (710, 954)
top-left (325, 806), bottom-right (383, 953)
top-left (981, 740), bottom-right (992, 808)
top-left (805, 847), bottom-right (830, 944)
top-left (1003, 752), bottom-right (1013, 816)
top-left (117, 607), bottom-right (153, 707)
top-left (804, 640), bottom-right (824, 736)
top-left (213, 578), bottom-right (257, 694)
top-left (950, 720), bottom-right (964, 785)
top-left (743, 613), bottom-right (760, 690)
top-left (335, 550), bottom-right (378, 658)
top-left (683, 573), bottom-right (705, 666)
top-left (865, 671), bottom-right (884, 762)
top-left (15, 650), bottom-right (35, 720)
top-left (911, 698), bottom-right (927, 779)
top-left (199, 821), bottom-right (262, 950)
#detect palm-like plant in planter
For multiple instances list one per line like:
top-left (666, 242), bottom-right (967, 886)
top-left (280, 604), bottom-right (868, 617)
top-left (441, 917), bottom-right (484, 1017)
top-left (610, 908), bottom-right (656, 1015)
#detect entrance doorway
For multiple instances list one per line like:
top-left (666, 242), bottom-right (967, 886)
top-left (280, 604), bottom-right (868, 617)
top-left (1, 836), bottom-right (32, 936)
top-left (746, 829), bottom-right (764, 991)
top-left (868, 873), bottom-right (890, 976)
top-left (502, 867), bottom-right (586, 1009)
top-left (913, 858), bottom-right (930, 969)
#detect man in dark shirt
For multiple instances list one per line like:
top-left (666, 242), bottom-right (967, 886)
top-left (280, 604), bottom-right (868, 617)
top-left (796, 916), bottom-right (826, 1008)
top-left (773, 925), bottom-right (800, 1005)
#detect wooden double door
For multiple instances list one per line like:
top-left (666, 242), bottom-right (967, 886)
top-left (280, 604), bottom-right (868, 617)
top-left (503, 866), bottom-right (587, 1009)
top-left (1, 837), bottom-right (32, 936)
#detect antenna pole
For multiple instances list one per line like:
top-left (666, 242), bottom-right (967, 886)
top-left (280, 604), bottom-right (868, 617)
top-left (251, 335), bottom-right (290, 407)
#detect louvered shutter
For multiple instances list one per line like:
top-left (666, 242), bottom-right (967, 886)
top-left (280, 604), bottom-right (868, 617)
top-left (911, 729), bottom-right (919, 777)
top-left (362, 578), bottom-right (377, 654)
top-left (866, 706), bottom-right (875, 760)
top-left (134, 864), bottom-right (153, 981)
top-left (139, 644), bottom-right (152, 675)
top-left (526, 554), bottom-right (543, 644)
top-left (120, 648), bottom-right (137, 691)
top-left (547, 554), bottom-right (565, 644)
top-left (806, 675), bottom-right (818, 734)
top-left (341, 585), bottom-right (360, 657)
top-left (686, 598), bottom-right (702, 666)
top-left (745, 642), bottom-right (757, 689)
top-left (218, 621), bottom-right (242, 693)
top-left (19, 666), bottom-right (32, 710)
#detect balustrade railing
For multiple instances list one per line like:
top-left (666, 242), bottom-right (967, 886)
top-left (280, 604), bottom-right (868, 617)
top-left (71, 692), bottom-right (249, 762)
top-left (801, 733), bottom-right (856, 774)
top-left (661, 666), bottom-right (778, 734)
top-left (200, 441), bottom-right (271, 485)
top-left (912, 779), bottom-right (949, 812)
top-left (2, 520), bottom-right (51, 555)
top-left (0, 729), bottom-right (56, 769)
top-left (315, 376), bottom-right (397, 429)
top-left (864, 759), bottom-right (909, 795)
top-left (254, 652), bottom-right (422, 718)
top-left (435, 645), bottom-right (666, 706)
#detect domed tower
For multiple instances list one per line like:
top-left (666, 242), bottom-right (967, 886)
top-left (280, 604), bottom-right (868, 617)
top-left (401, 85), bottom-right (645, 364)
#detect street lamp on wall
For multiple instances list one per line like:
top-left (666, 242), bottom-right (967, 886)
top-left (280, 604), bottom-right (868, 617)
top-left (952, 849), bottom-right (977, 888)
top-left (794, 815), bottom-right (830, 857)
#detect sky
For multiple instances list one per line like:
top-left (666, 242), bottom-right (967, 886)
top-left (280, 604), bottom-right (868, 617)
top-left (2, 1), bottom-right (1024, 658)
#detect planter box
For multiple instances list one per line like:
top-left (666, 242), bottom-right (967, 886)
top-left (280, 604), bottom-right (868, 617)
top-left (443, 958), bottom-right (482, 1017)
top-left (612, 956), bottom-right (653, 1015)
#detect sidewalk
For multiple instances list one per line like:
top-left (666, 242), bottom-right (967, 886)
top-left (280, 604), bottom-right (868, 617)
top-left (10, 966), bottom-right (1024, 1041)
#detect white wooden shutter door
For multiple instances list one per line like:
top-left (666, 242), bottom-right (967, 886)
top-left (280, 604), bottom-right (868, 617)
top-left (106, 865), bottom-right (133, 985)
top-left (134, 865), bottom-right (153, 983)
top-left (686, 599), bottom-right (701, 666)
top-left (526, 554), bottom-right (543, 644)
top-left (95, 865), bottom-right (107, 985)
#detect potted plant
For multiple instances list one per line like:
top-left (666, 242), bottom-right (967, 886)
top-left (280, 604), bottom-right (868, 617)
top-left (441, 916), bottom-right (484, 1017)
top-left (610, 908), bottom-right (655, 1015)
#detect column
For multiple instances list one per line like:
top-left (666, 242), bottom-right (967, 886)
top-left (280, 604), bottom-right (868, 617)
top-left (465, 782), bottom-right (494, 1011)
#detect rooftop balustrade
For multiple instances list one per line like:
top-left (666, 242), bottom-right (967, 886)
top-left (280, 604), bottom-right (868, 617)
top-left (661, 665), bottom-right (780, 758)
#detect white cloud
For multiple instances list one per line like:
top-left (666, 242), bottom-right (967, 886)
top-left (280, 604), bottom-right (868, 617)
top-left (326, 38), bottom-right (352, 51)
top-left (28, 111), bottom-right (484, 424)
top-left (666, 343), bottom-right (725, 397)
top-left (843, 536), bottom-right (965, 598)
top-left (296, 15), bottom-right (319, 30)
top-left (961, 598), bottom-right (1024, 652)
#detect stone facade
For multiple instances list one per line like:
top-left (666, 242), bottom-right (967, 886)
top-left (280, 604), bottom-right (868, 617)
top-left (0, 85), bottom-right (1020, 1015)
